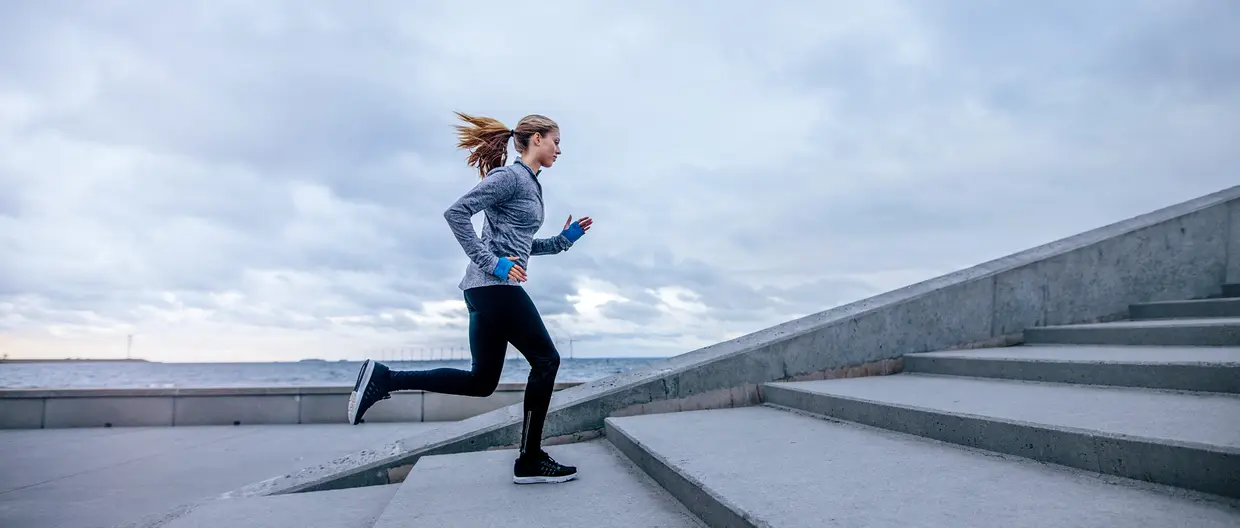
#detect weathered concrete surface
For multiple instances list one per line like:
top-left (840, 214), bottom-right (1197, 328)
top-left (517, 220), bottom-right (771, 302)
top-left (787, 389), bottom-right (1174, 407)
top-left (0, 423), bottom-right (441, 528)
top-left (44, 396), bottom-right (175, 428)
top-left (0, 383), bottom-right (580, 429)
top-left (605, 406), bottom-right (1240, 528)
top-left (373, 440), bottom-right (704, 528)
top-left (764, 374), bottom-right (1240, 497)
top-left (1025, 318), bottom-right (1240, 346)
top-left (421, 390), bottom-right (524, 421)
top-left (166, 185), bottom-right (1240, 505)
top-left (904, 345), bottom-right (1240, 392)
top-left (175, 395), bottom-right (301, 426)
top-left (1130, 298), bottom-right (1240, 320)
top-left (298, 393), bottom-right (423, 424)
top-left (162, 484), bottom-right (399, 528)
top-left (992, 192), bottom-right (1232, 333)
top-left (0, 398), bottom-right (43, 428)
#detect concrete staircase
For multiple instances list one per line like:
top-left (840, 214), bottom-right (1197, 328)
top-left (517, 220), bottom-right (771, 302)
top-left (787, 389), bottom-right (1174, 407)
top-left (154, 285), bottom-right (1240, 527)
top-left (602, 284), bottom-right (1240, 527)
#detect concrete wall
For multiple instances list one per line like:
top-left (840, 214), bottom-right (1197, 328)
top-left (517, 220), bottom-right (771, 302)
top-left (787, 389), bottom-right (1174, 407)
top-left (147, 185), bottom-right (1240, 502)
top-left (0, 383), bottom-right (581, 429)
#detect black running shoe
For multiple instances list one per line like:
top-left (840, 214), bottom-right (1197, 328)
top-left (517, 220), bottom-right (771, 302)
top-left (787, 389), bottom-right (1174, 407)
top-left (513, 449), bottom-right (577, 484)
top-left (348, 359), bottom-right (390, 425)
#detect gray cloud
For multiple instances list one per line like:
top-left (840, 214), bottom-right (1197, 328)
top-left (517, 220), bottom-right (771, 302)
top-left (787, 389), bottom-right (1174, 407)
top-left (524, 276), bottom-right (582, 319)
top-left (597, 300), bottom-right (663, 326)
top-left (2, 1), bottom-right (1237, 361)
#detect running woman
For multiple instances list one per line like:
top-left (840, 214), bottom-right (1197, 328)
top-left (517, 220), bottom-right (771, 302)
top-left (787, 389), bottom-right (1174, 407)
top-left (347, 112), bottom-right (592, 485)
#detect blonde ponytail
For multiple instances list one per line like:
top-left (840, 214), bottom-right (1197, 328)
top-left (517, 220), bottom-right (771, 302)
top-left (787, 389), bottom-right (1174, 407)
top-left (454, 112), bottom-right (559, 178)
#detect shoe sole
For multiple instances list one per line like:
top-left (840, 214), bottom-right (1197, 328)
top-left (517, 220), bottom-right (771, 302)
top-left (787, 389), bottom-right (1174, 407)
top-left (348, 359), bottom-right (376, 425)
top-left (513, 473), bottom-right (577, 485)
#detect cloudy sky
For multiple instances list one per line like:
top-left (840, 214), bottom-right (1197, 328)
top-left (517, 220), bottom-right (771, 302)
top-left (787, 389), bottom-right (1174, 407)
top-left (1, 1), bottom-right (1237, 363)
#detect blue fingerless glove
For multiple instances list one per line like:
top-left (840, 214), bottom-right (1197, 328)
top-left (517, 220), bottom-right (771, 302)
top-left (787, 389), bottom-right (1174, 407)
top-left (493, 258), bottom-right (514, 279)
top-left (562, 221), bottom-right (585, 243)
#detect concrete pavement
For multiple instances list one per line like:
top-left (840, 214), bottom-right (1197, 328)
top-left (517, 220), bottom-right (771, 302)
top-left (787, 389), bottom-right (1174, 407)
top-left (0, 422), bottom-right (441, 528)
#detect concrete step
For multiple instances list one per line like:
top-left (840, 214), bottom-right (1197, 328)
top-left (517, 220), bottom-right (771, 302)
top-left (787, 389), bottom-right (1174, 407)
top-left (605, 406), bottom-right (1240, 528)
top-left (763, 374), bottom-right (1240, 498)
top-left (1224, 284), bottom-right (1240, 298)
top-left (371, 439), bottom-right (704, 528)
top-left (1024, 318), bottom-right (1240, 346)
top-left (904, 345), bottom-right (1240, 393)
top-left (160, 483), bottom-right (400, 528)
top-left (1131, 298), bottom-right (1240, 320)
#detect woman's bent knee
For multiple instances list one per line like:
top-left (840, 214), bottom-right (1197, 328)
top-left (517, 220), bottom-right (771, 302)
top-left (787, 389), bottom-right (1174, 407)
top-left (531, 350), bottom-right (560, 376)
top-left (471, 385), bottom-right (498, 397)
top-left (467, 373), bottom-right (501, 397)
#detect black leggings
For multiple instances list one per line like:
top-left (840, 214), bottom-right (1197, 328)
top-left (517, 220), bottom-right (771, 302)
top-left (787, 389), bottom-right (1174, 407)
top-left (387, 285), bottom-right (561, 457)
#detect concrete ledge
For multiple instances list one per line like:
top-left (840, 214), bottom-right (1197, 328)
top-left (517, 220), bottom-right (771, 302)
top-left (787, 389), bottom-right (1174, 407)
top-left (175, 396), bottom-right (301, 426)
top-left (1130, 298), bottom-right (1240, 320)
top-left (45, 396), bottom-right (175, 428)
top-left (120, 186), bottom-right (1240, 524)
top-left (0, 383), bottom-right (582, 429)
top-left (1025, 319), bottom-right (1240, 346)
top-left (604, 417), bottom-right (751, 528)
top-left (903, 351), bottom-right (1240, 393)
top-left (762, 382), bottom-right (1240, 499)
top-left (0, 398), bottom-right (44, 428)
top-left (423, 391), bottom-right (525, 422)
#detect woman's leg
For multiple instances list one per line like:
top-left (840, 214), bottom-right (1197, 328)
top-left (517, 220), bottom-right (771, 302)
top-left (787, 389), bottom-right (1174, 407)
top-left (347, 286), bottom-right (509, 424)
top-left (506, 289), bottom-right (560, 457)
top-left (386, 287), bottom-right (508, 396)
top-left (503, 287), bottom-right (576, 483)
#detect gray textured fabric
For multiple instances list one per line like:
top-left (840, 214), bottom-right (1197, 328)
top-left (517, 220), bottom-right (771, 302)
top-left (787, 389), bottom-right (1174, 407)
top-left (443, 159), bottom-right (574, 290)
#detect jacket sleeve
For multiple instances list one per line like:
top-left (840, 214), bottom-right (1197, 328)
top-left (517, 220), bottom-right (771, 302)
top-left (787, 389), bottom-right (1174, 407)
top-left (530, 233), bottom-right (574, 256)
top-left (443, 169), bottom-right (518, 274)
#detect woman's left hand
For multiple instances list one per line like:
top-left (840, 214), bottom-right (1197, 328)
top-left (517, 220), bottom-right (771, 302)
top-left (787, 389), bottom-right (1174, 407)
top-left (562, 215), bottom-right (592, 243)
top-left (564, 215), bottom-right (592, 232)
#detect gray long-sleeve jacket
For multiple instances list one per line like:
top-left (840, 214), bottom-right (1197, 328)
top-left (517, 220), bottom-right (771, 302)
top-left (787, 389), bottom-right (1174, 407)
top-left (443, 159), bottom-right (574, 290)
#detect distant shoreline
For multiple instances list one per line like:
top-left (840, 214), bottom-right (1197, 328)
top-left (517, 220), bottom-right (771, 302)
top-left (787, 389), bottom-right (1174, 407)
top-left (0, 356), bottom-right (669, 364)
top-left (0, 356), bottom-right (659, 390)
top-left (0, 358), bottom-right (152, 364)
top-left (0, 357), bottom-right (667, 365)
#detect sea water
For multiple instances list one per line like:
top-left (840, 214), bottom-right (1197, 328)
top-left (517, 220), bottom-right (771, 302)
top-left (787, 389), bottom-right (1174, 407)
top-left (0, 357), bottom-right (662, 389)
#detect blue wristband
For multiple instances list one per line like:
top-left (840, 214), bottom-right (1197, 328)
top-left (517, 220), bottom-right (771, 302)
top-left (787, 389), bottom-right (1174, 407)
top-left (562, 222), bottom-right (585, 243)
top-left (493, 258), bottom-right (514, 279)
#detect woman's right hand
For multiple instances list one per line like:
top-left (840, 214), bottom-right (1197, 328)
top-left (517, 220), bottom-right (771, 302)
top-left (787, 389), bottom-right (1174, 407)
top-left (505, 257), bottom-right (527, 282)
top-left (493, 256), bottom-right (527, 282)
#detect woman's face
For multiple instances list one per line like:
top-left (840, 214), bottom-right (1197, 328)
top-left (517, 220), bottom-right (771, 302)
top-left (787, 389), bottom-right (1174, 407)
top-left (528, 128), bottom-right (561, 168)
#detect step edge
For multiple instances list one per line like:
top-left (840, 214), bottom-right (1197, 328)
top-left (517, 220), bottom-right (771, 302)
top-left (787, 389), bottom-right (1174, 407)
top-left (762, 382), bottom-right (1239, 454)
top-left (899, 356), bottom-right (1240, 395)
top-left (904, 353), bottom-right (1240, 367)
top-left (1131, 298), bottom-right (1240, 307)
top-left (757, 401), bottom-right (1240, 508)
top-left (1030, 318), bottom-right (1240, 330)
top-left (762, 383), bottom-right (1240, 498)
top-left (767, 371), bottom-right (1240, 396)
top-left (604, 417), bottom-right (760, 528)
top-left (1023, 320), bottom-right (1240, 346)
